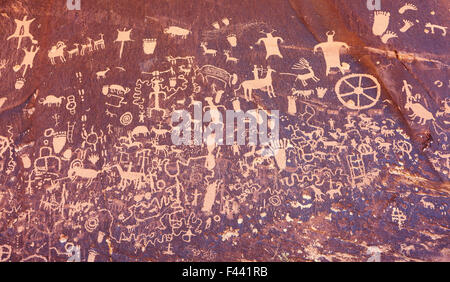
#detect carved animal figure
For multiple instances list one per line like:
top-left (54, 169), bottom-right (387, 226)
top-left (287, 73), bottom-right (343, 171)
top-left (166, 55), bottom-right (194, 65)
top-left (281, 58), bottom-right (320, 86)
top-left (179, 64), bottom-right (192, 76)
top-left (80, 38), bottom-right (94, 56)
top-left (195, 65), bottom-right (237, 88)
top-left (200, 42), bottom-right (217, 56)
top-left (68, 166), bottom-right (103, 186)
top-left (234, 67), bottom-right (276, 101)
top-left (164, 26), bottom-right (191, 39)
top-left (107, 164), bottom-right (145, 189)
top-left (39, 95), bottom-right (65, 107)
top-left (326, 184), bottom-right (342, 199)
top-left (402, 80), bottom-right (435, 125)
top-left (224, 50), bottom-right (239, 63)
top-left (292, 88), bottom-right (314, 99)
top-left (151, 140), bottom-right (169, 156)
top-left (94, 33), bottom-right (105, 50)
top-left (309, 185), bottom-right (325, 202)
top-left (67, 43), bottom-right (79, 58)
top-left (437, 99), bottom-right (450, 117)
top-left (119, 132), bottom-right (143, 149)
top-left (425, 23), bottom-right (447, 36)
top-left (420, 197), bottom-right (435, 209)
top-left (375, 137), bottom-right (391, 152)
top-left (151, 126), bottom-right (169, 139)
top-left (48, 42), bottom-right (67, 64)
top-left (130, 126), bottom-right (150, 138)
top-left (102, 84), bottom-right (130, 95)
top-left (96, 68), bottom-right (110, 79)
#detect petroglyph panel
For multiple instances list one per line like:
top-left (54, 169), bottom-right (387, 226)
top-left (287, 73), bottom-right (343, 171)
top-left (0, 0), bottom-right (448, 262)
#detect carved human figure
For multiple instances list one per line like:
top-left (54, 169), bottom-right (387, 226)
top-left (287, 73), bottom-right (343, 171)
top-left (13, 45), bottom-right (39, 76)
top-left (314, 31), bottom-right (349, 76)
top-left (256, 31), bottom-right (284, 60)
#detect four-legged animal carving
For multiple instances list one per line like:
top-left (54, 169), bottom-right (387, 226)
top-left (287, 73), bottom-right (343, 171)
top-left (94, 33), bottom-right (105, 50)
top-left (402, 80), bottom-right (435, 125)
top-left (234, 67), bottom-right (276, 101)
top-left (48, 42), bottom-right (67, 64)
top-left (96, 68), bottom-right (110, 79)
top-left (200, 42), bottom-right (217, 56)
top-left (425, 23), bottom-right (447, 36)
top-left (67, 43), bottom-right (80, 58)
top-left (224, 50), bottom-right (239, 63)
top-left (80, 37), bottom-right (94, 56)
top-left (281, 58), bottom-right (320, 87)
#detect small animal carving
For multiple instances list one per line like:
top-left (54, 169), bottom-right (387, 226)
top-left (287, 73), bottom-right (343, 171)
top-left (420, 198), bottom-right (435, 209)
top-left (200, 42), bottom-right (217, 56)
top-left (291, 88), bottom-right (314, 99)
top-left (131, 125), bottom-right (150, 138)
top-left (68, 166), bottom-right (103, 186)
top-left (326, 184), bottom-right (342, 199)
top-left (119, 132), bottom-right (143, 149)
top-left (96, 68), bottom-right (110, 79)
top-left (164, 26), bottom-right (191, 39)
top-left (194, 65), bottom-right (238, 87)
top-left (39, 95), bottom-right (65, 107)
top-left (402, 80), bottom-right (435, 125)
top-left (151, 140), bottom-right (169, 156)
top-left (67, 44), bottom-right (80, 58)
top-left (80, 38), bottom-right (93, 56)
top-left (102, 84), bottom-right (130, 95)
top-left (425, 23), bottom-right (447, 36)
top-left (281, 58), bottom-right (320, 87)
top-left (94, 33), bottom-right (105, 50)
top-left (48, 42), bottom-right (67, 64)
top-left (224, 50), bottom-right (238, 63)
top-left (179, 64), bottom-right (192, 76)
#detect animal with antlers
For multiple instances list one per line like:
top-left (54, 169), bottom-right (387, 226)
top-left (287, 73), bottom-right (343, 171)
top-left (224, 50), bottom-right (239, 63)
top-left (280, 58), bottom-right (320, 87)
top-left (200, 42), bottom-right (217, 56)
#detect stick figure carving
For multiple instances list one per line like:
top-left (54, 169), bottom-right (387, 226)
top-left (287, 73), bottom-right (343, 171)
top-left (13, 45), bottom-right (39, 76)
